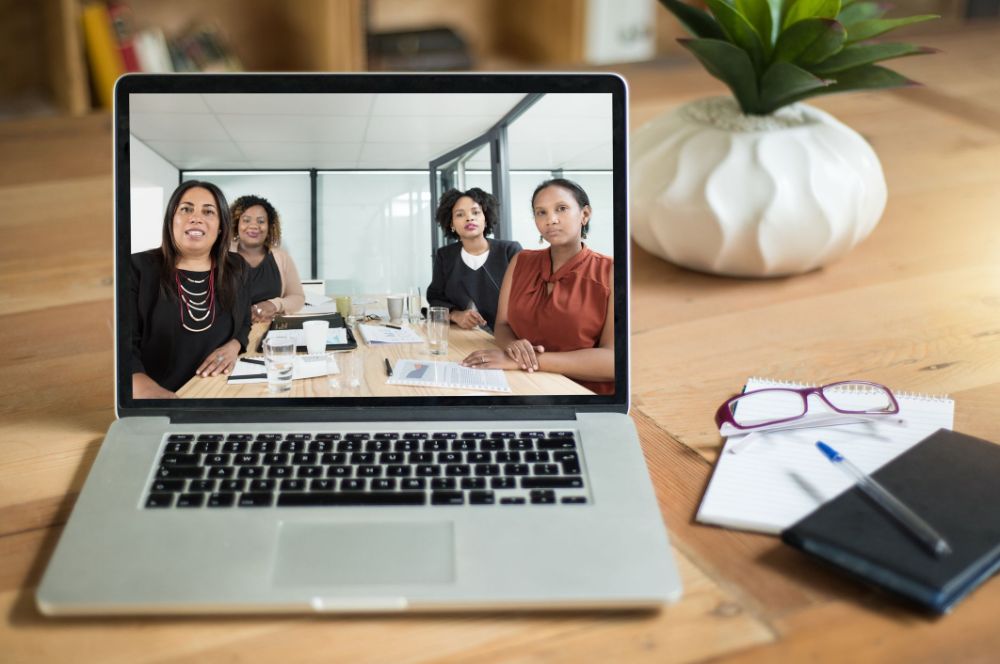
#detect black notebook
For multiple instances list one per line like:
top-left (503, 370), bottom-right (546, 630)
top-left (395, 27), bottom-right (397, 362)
top-left (265, 312), bottom-right (358, 352)
top-left (781, 428), bottom-right (1000, 613)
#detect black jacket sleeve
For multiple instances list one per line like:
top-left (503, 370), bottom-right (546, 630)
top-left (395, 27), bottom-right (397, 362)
top-left (426, 247), bottom-right (458, 310)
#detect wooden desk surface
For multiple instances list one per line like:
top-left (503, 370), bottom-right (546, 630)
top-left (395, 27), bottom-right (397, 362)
top-left (175, 322), bottom-right (593, 398)
top-left (2, 25), bottom-right (1000, 662)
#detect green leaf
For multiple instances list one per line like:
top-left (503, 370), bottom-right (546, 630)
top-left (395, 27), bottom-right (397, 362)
top-left (779, 63), bottom-right (916, 105)
top-left (658, 0), bottom-right (727, 40)
top-left (783, 0), bottom-right (842, 29)
top-left (845, 15), bottom-right (939, 43)
top-left (772, 18), bottom-right (846, 65)
top-left (837, 1), bottom-right (889, 26)
top-left (769, 0), bottom-right (795, 36)
top-left (736, 0), bottom-right (774, 53)
top-left (758, 61), bottom-right (832, 112)
top-left (679, 38), bottom-right (761, 113)
top-left (811, 42), bottom-right (935, 74)
top-left (705, 0), bottom-right (768, 72)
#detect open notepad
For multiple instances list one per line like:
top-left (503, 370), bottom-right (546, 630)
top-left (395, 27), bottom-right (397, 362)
top-left (696, 377), bottom-right (954, 535)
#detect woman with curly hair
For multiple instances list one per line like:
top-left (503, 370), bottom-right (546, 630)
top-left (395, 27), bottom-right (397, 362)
top-left (425, 187), bottom-right (521, 331)
top-left (229, 194), bottom-right (305, 323)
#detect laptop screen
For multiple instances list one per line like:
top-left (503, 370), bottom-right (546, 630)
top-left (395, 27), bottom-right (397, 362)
top-left (116, 75), bottom-right (628, 417)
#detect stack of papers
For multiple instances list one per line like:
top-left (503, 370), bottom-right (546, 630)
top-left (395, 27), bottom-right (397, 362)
top-left (358, 323), bottom-right (423, 344)
top-left (227, 355), bottom-right (331, 384)
top-left (387, 359), bottom-right (511, 393)
top-left (265, 328), bottom-right (348, 346)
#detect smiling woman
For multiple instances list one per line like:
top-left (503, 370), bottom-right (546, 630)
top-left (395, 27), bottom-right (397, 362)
top-left (128, 181), bottom-right (251, 399)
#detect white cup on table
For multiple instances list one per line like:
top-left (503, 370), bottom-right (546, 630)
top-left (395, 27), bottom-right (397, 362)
top-left (302, 320), bottom-right (329, 356)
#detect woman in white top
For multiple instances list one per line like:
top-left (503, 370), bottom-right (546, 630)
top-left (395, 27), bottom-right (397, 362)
top-left (229, 195), bottom-right (305, 323)
top-left (426, 187), bottom-right (521, 331)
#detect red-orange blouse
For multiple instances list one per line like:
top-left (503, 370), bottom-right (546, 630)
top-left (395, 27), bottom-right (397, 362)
top-left (506, 246), bottom-right (614, 395)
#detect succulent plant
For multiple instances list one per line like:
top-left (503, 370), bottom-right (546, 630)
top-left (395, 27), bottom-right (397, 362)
top-left (660, 0), bottom-right (938, 115)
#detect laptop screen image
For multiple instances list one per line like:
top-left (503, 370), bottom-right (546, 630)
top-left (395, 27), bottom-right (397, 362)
top-left (116, 76), bottom-right (629, 414)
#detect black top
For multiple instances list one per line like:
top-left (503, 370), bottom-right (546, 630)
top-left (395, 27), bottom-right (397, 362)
top-left (128, 249), bottom-right (251, 393)
top-left (246, 251), bottom-right (282, 304)
top-left (426, 238), bottom-right (521, 330)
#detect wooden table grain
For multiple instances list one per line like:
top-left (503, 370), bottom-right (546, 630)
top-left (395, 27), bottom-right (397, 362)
top-left (2, 25), bottom-right (999, 663)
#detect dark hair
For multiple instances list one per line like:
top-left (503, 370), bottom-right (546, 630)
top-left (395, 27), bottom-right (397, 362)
top-left (230, 194), bottom-right (282, 250)
top-left (435, 187), bottom-right (499, 241)
top-left (531, 178), bottom-right (591, 239)
top-left (158, 180), bottom-right (241, 312)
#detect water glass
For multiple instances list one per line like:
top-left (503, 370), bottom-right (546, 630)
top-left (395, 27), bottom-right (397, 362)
top-left (427, 306), bottom-right (449, 356)
top-left (263, 335), bottom-right (295, 393)
top-left (407, 287), bottom-right (422, 322)
top-left (348, 298), bottom-right (366, 326)
top-left (328, 351), bottom-right (362, 394)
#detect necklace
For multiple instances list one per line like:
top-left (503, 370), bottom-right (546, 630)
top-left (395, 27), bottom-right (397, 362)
top-left (176, 269), bottom-right (216, 332)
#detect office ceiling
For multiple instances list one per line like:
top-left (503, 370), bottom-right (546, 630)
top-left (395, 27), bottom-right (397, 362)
top-left (129, 92), bottom-right (613, 172)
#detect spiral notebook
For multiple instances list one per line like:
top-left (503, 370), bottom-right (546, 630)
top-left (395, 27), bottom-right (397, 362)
top-left (697, 377), bottom-right (955, 535)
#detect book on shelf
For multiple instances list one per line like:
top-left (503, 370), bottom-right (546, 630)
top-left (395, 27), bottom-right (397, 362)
top-left (81, 2), bottom-right (126, 109)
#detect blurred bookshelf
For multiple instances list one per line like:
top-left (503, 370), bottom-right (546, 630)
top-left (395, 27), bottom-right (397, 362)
top-left (1, 0), bottom-right (994, 120)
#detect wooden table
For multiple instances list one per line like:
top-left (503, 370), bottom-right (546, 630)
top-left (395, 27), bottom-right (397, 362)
top-left (176, 322), bottom-right (593, 398)
top-left (3, 24), bottom-right (1000, 662)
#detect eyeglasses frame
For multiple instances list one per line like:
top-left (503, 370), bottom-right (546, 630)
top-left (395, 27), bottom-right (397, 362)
top-left (714, 380), bottom-right (901, 432)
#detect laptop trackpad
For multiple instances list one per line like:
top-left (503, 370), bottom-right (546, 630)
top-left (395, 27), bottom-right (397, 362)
top-left (273, 522), bottom-right (455, 586)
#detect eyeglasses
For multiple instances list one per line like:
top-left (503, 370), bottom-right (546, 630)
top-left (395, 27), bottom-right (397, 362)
top-left (715, 380), bottom-right (901, 437)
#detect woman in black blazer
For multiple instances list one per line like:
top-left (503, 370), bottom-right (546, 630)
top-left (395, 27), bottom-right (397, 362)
top-left (426, 187), bottom-right (521, 331)
top-left (128, 181), bottom-right (250, 398)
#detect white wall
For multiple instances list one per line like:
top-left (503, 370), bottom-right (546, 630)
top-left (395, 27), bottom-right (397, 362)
top-left (317, 172), bottom-right (432, 297)
top-left (129, 137), bottom-right (178, 252)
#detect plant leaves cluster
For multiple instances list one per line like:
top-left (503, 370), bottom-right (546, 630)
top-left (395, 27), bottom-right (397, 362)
top-left (661, 0), bottom-right (938, 115)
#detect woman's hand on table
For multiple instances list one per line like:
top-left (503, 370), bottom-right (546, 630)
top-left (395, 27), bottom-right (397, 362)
top-left (461, 348), bottom-right (519, 371)
top-left (504, 339), bottom-right (545, 372)
top-left (251, 300), bottom-right (278, 322)
top-left (196, 339), bottom-right (241, 377)
top-left (450, 308), bottom-right (487, 330)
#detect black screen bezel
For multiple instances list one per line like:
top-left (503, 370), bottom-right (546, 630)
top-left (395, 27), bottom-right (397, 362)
top-left (115, 73), bottom-right (629, 422)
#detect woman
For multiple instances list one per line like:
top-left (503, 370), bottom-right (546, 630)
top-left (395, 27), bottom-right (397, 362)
top-left (129, 181), bottom-right (251, 398)
top-left (426, 187), bottom-right (521, 331)
top-left (230, 194), bottom-right (305, 323)
top-left (461, 178), bottom-right (614, 394)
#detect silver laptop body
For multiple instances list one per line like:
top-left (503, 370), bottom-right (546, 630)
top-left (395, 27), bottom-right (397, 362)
top-left (37, 73), bottom-right (682, 614)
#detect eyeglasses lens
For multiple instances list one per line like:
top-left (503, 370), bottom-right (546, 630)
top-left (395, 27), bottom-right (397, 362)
top-left (822, 382), bottom-right (895, 413)
top-left (730, 390), bottom-right (805, 428)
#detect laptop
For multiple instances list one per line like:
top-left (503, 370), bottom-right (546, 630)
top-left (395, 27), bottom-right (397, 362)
top-left (36, 73), bottom-right (682, 614)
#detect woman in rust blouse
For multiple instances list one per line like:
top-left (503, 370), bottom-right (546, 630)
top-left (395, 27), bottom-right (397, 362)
top-left (461, 178), bottom-right (614, 394)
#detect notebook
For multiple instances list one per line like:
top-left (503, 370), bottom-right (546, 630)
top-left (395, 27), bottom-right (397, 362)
top-left (387, 359), bottom-right (512, 393)
top-left (782, 429), bottom-right (1000, 613)
top-left (35, 72), bottom-right (683, 615)
top-left (697, 377), bottom-right (954, 534)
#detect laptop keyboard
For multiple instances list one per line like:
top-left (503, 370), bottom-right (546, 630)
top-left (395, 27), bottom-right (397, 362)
top-left (145, 431), bottom-right (589, 509)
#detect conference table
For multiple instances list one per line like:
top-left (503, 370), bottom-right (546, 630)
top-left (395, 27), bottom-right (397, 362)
top-left (176, 318), bottom-right (594, 398)
top-left (3, 24), bottom-right (1000, 664)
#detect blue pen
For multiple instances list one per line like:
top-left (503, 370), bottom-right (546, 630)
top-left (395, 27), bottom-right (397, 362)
top-left (816, 441), bottom-right (952, 557)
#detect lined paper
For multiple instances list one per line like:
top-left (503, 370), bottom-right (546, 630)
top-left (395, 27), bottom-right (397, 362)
top-left (696, 378), bottom-right (954, 534)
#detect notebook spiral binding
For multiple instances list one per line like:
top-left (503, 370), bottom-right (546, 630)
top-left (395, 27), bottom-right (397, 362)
top-left (748, 377), bottom-right (951, 402)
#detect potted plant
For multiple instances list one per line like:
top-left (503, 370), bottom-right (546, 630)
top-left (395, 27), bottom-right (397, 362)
top-left (631, 0), bottom-right (938, 277)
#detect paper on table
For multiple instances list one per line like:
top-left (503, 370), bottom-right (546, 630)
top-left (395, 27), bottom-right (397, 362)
top-left (304, 293), bottom-right (332, 306)
top-left (358, 323), bottom-right (423, 344)
top-left (387, 359), bottom-right (511, 393)
top-left (265, 328), bottom-right (347, 346)
top-left (227, 355), bottom-right (332, 384)
top-left (695, 377), bottom-right (954, 535)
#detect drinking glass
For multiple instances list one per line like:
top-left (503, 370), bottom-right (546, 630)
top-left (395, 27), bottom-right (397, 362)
top-left (263, 335), bottom-right (295, 393)
top-left (427, 306), bottom-right (449, 356)
top-left (407, 287), bottom-right (422, 323)
top-left (387, 295), bottom-right (405, 324)
top-left (328, 351), bottom-right (362, 394)
top-left (302, 320), bottom-right (329, 355)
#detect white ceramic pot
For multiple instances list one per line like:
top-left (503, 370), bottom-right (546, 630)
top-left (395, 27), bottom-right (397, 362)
top-left (631, 96), bottom-right (887, 277)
